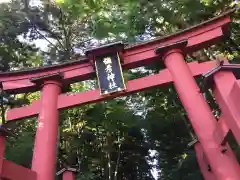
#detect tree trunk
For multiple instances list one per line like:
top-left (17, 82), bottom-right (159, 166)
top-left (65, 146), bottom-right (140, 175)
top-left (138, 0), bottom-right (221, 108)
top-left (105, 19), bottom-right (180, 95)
top-left (114, 144), bottom-right (121, 180)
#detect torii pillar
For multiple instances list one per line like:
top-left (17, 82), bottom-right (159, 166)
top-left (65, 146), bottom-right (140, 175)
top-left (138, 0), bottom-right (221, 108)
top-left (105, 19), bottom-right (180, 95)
top-left (156, 40), bottom-right (240, 180)
top-left (56, 167), bottom-right (77, 180)
top-left (203, 64), bottom-right (240, 145)
top-left (0, 126), bottom-right (8, 176)
top-left (31, 73), bottom-right (63, 180)
top-left (194, 142), bottom-right (217, 180)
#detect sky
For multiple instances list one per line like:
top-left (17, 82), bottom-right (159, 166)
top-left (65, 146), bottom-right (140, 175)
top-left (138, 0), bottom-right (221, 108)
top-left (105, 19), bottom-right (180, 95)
top-left (0, 0), bottom-right (51, 50)
top-left (0, 0), bottom-right (9, 3)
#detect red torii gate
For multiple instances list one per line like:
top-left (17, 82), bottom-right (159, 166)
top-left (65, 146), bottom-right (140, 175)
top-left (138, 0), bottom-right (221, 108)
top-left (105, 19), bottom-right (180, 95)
top-left (0, 8), bottom-right (240, 180)
top-left (0, 127), bottom-right (37, 180)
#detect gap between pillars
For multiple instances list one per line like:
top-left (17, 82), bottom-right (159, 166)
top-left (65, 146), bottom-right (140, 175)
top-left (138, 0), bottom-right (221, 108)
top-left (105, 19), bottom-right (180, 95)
top-left (31, 73), bottom-right (63, 180)
top-left (156, 41), bottom-right (240, 180)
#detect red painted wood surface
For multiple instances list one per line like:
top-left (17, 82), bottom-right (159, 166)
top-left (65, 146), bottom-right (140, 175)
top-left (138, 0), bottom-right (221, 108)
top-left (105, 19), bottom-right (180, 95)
top-left (213, 115), bottom-right (230, 145)
top-left (6, 60), bottom-right (218, 121)
top-left (0, 136), bottom-right (5, 177)
top-left (1, 160), bottom-right (37, 180)
top-left (227, 80), bottom-right (240, 141)
top-left (0, 12), bottom-right (231, 94)
top-left (194, 143), bottom-right (216, 180)
top-left (163, 49), bottom-right (240, 179)
top-left (213, 71), bottom-right (240, 144)
top-left (62, 171), bottom-right (76, 180)
top-left (31, 80), bottom-right (62, 180)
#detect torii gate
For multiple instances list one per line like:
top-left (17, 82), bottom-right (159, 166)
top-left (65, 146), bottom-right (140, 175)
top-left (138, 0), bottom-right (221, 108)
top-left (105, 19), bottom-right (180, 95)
top-left (0, 8), bottom-right (240, 180)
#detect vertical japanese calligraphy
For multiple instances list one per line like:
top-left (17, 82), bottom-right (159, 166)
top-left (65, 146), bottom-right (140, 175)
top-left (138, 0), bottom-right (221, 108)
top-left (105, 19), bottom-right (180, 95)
top-left (95, 53), bottom-right (126, 95)
top-left (103, 57), bottom-right (117, 90)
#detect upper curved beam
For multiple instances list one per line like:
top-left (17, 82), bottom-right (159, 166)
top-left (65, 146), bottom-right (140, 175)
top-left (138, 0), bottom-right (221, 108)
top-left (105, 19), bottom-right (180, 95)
top-left (7, 60), bottom-right (218, 121)
top-left (0, 9), bottom-right (233, 94)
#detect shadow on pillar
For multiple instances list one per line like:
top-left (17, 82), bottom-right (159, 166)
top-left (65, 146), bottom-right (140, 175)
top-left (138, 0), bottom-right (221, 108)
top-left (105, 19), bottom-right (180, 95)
top-left (56, 167), bottom-right (78, 180)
